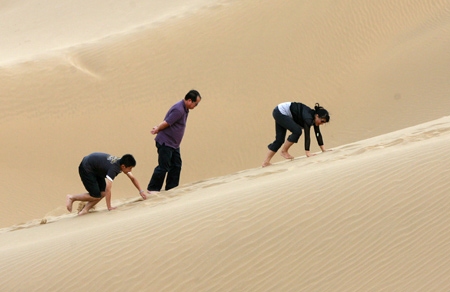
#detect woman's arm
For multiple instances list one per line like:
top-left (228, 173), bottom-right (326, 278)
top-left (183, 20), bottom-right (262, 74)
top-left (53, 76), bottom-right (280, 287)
top-left (314, 125), bottom-right (330, 152)
top-left (304, 125), bottom-right (311, 155)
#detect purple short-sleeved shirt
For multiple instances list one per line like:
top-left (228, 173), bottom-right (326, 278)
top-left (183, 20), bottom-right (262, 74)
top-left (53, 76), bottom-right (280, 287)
top-left (155, 100), bottom-right (189, 149)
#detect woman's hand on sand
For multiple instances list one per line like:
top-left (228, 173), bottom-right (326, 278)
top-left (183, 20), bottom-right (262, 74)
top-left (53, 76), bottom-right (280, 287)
top-left (108, 206), bottom-right (117, 211)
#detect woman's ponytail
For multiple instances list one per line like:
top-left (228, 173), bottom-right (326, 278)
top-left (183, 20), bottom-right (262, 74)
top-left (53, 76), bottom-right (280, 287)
top-left (314, 103), bottom-right (322, 112)
top-left (314, 103), bottom-right (330, 123)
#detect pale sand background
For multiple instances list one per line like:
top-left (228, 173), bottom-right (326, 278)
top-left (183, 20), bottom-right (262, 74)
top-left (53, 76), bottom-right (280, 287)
top-left (1, 0), bottom-right (450, 290)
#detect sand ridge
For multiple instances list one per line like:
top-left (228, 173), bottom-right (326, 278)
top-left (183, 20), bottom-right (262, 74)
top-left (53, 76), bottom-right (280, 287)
top-left (1, 116), bottom-right (449, 291)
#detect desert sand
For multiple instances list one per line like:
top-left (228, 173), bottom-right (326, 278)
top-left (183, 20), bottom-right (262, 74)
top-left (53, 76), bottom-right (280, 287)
top-left (1, 0), bottom-right (450, 291)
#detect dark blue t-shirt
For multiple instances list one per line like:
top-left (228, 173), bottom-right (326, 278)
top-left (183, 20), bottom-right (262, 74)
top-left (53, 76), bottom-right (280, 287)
top-left (81, 152), bottom-right (122, 181)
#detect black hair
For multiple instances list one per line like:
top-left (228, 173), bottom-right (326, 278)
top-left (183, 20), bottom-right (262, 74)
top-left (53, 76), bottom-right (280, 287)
top-left (314, 103), bottom-right (330, 123)
top-left (119, 154), bottom-right (136, 167)
top-left (185, 90), bottom-right (201, 102)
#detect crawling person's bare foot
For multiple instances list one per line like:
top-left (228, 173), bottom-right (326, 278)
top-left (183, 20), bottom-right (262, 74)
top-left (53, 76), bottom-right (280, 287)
top-left (280, 151), bottom-right (294, 160)
top-left (66, 195), bottom-right (74, 212)
top-left (262, 161), bottom-right (272, 167)
top-left (78, 209), bottom-right (88, 216)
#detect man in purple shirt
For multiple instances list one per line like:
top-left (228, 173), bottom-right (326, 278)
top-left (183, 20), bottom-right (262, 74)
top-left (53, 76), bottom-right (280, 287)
top-left (147, 90), bottom-right (202, 193)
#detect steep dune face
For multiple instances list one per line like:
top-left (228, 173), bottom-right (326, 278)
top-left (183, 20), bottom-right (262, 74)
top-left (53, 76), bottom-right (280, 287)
top-left (1, 117), bottom-right (450, 291)
top-left (2, 0), bottom-right (450, 290)
top-left (0, 0), bottom-right (449, 236)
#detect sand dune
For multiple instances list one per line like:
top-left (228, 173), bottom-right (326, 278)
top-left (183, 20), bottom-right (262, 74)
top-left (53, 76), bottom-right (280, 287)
top-left (1, 117), bottom-right (449, 291)
top-left (1, 0), bottom-right (450, 290)
top-left (0, 0), bottom-right (220, 65)
top-left (1, 0), bottom-right (449, 228)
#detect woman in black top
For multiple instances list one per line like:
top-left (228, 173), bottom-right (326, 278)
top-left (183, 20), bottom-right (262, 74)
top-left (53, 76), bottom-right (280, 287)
top-left (262, 102), bottom-right (331, 167)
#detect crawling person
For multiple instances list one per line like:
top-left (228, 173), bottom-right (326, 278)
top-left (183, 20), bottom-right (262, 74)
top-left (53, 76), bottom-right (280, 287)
top-left (262, 103), bottom-right (331, 167)
top-left (66, 152), bottom-right (147, 215)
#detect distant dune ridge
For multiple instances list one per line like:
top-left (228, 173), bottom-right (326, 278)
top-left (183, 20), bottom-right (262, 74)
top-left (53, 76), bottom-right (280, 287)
top-left (1, 0), bottom-right (450, 291)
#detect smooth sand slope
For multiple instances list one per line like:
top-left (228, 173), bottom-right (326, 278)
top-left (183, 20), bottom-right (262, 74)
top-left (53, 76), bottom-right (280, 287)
top-left (1, 0), bottom-right (450, 290)
top-left (1, 117), bottom-right (449, 291)
top-left (1, 0), bottom-right (450, 227)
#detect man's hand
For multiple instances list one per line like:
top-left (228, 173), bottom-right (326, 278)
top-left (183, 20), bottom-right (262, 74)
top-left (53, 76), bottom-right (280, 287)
top-left (140, 191), bottom-right (147, 200)
top-left (151, 121), bottom-right (169, 135)
top-left (151, 126), bottom-right (159, 135)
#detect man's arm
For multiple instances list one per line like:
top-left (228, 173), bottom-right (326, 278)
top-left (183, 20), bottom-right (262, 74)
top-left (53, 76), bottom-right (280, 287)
top-left (151, 121), bottom-right (170, 135)
top-left (105, 180), bottom-right (116, 211)
top-left (126, 172), bottom-right (147, 200)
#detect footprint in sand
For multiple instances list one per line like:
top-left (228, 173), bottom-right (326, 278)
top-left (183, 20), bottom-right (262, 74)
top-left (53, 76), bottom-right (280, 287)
top-left (245, 168), bottom-right (288, 180)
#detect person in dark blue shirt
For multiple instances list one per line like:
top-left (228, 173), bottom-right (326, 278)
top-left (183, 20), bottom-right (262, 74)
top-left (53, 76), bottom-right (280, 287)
top-left (66, 153), bottom-right (147, 215)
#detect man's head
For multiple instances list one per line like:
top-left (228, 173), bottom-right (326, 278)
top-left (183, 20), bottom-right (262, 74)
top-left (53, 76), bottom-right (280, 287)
top-left (185, 90), bottom-right (201, 110)
top-left (119, 154), bottom-right (136, 173)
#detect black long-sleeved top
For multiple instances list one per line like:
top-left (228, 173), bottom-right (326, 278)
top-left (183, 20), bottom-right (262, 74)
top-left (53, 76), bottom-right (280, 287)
top-left (289, 102), bottom-right (324, 151)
